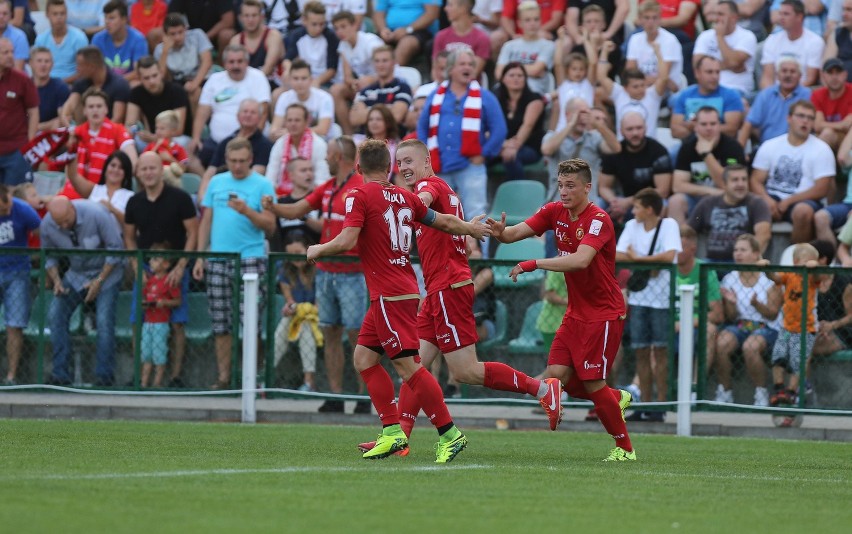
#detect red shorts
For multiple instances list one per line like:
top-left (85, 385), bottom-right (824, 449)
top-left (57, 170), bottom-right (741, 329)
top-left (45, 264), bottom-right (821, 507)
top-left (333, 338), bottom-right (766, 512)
top-left (417, 284), bottom-right (478, 351)
top-left (549, 316), bottom-right (625, 381)
top-left (358, 298), bottom-right (420, 358)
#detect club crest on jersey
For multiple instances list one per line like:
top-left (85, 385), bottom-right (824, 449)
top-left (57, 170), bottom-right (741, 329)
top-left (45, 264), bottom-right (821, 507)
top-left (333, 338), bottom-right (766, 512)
top-left (589, 219), bottom-right (603, 235)
top-left (576, 228), bottom-right (584, 239)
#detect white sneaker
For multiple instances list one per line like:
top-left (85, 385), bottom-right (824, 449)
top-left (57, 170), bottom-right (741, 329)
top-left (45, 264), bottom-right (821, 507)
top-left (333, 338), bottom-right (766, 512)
top-left (714, 384), bottom-right (734, 403)
top-left (754, 387), bottom-right (769, 407)
top-left (624, 384), bottom-right (642, 404)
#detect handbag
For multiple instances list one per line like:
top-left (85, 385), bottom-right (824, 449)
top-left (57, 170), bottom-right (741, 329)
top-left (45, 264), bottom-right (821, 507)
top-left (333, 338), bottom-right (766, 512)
top-left (626, 219), bottom-right (663, 292)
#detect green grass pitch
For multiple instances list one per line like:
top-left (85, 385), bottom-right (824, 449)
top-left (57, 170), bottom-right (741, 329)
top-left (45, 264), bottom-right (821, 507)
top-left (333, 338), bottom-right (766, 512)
top-left (0, 419), bottom-right (849, 533)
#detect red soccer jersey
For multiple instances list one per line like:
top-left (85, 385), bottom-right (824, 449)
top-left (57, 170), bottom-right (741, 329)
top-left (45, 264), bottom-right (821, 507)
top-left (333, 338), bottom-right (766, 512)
top-left (305, 172), bottom-right (364, 273)
top-left (343, 180), bottom-right (429, 301)
top-left (525, 201), bottom-right (626, 321)
top-left (59, 119), bottom-right (132, 199)
top-left (413, 176), bottom-right (471, 294)
top-left (143, 274), bottom-right (181, 323)
top-left (144, 138), bottom-right (189, 166)
top-left (503, 0), bottom-right (566, 29)
top-left (811, 83), bottom-right (852, 123)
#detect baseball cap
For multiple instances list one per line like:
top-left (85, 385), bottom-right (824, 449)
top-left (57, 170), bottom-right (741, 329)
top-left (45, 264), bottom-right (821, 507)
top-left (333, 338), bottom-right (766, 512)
top-left (823, 58), bottom-right (845, 72)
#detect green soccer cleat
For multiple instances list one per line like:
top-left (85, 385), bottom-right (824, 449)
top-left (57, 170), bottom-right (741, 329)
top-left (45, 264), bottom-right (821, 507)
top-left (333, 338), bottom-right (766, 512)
top-left (362, 431), bottom-right (408, 460)
top-left (603, 447), bottom-right (637, 462)
top-left (618, 389), bottom-right (632, 422)
top-left (434, 432), bottom-right (468, 464)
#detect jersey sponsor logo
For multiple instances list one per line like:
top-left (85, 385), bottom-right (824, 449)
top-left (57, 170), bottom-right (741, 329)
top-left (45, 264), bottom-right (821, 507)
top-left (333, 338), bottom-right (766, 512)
top-left (345, 196), bottom-right (354, 213)
top-left (595, 212), bottom-right (605, 218)
top-left (555, 227), bottom-right (570, 243)
top-left (437, 332), bottom-right (451, 344)
top-left (583, 361), bottom-right (602, 370)
top-left (388, 256), bottom-right (409, 267)
top-left (589, 219), bottom-right (603, 236)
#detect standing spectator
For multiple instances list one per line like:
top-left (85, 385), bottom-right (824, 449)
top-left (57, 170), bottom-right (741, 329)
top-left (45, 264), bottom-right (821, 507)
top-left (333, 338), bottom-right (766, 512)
top-left (434, 0), bottom-right (491, 78)
top-left (811, 58), bottom-right (852, 151)
top-left (415, 50), bottom-right (449, 99)
top-left (30, 47), bottom-right (70, 133)
top-left (821, 126), bottom-right (852, 243)
top-left (272, 158), bottom-right (321, 246)
top-left (231, 0), bottom-right (285, 89)
top-left (418, 46), bottom-right (507, 225)
top-left (60, 46), bottom-right (131, 125)
top-left (750, 100), bottom-right (835, 244)
top-left (270, 59), bottom-right (335, 141)
top-left (42, 197), bottom-right (124, 387)
top-left (616, 187), bottom-right (682, 422)
top-left (373, 0), bottom-right (441, 66)
top-left (283, 1), bottom-right (339, 88)
top-left (154, 13), bottom-right (214, 110)
top-left (625, 0), bottom-right (685, 93)
top-left (192, 137), bottom-right (276, 389)
top-left (599, 112), bottom-right (673, 223)
top-left (492, 62), bottom-right (545, 180)
top-left (348, 46), bottom-right (411, 134)
top-left (668, 106), bottom-right (746, 224)
top-left (35, 0), bottom-right (89, 84)
top-left (692, 0), bottom-right (758, 97)
top-left (65, 0), bottom-right (107, 38)
top-left (690, 164), bottom-right (772, 261)
top-left (125, 56), bottom-right (191, 153)
top-left (760, 0), bottom-right (824, 89)
top-left (0, 183), bottom-right (41, 385)
top-left (65, 150), bottom-right (134, 226)
top-left (130, 0), bottom-right (167, 52)
top-left (565, 0), bottom-right (630, 49)
top-left (167, 0), bottom-right (236, 54)
top-left (495, 1), bottom-right (556, 96)
top-left (670, 57), bottom-right (745, 140)
top-left (92, 0), bottom-right (149, 83)
top-left (139, 242), bottom-right (181, 388)
top-left (823, 0), bottom-right (852, 80)
top-left (0, 37), bottom-right (37, 187)
top-left (0, 0), bottom-right (27, 71)
top-left (189, 44), bottom-right (271, 168)
top-left (267, 103), bottom-right (330, 196)
top-left (124, 152), bottom-right (198, 388)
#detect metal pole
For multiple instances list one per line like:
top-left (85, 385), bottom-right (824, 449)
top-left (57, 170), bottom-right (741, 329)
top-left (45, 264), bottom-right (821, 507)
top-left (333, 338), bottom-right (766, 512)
top-left (677, 284), bottom-right (695, 437)
top-left (241, 273), bottom-right (259, 424)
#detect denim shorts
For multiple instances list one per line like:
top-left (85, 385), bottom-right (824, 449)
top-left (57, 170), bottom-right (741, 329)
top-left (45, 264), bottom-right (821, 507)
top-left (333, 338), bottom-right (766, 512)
top-left (821, 203), bottom-right (852, 229)
top-left (628, 305), bottom-right (669, 349)
top-left (315, 270), bottom-right (367, 330)
top-left (722, 323), bottom-right (779, 353)
top-left (0, 269), bottom-right (31, 328)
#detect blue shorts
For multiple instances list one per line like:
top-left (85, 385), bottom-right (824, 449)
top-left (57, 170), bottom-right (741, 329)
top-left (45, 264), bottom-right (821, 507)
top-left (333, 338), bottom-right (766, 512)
top-left (315, 269), bottom-right (367, 330)
top-left (0, 269), bottom-right (31, 328)
top-left (821, 203), bottom-right (852, 229)
top-left (628, 305), bottom-right (669, 349)
top-left (141, 322), bottom-right (170, 365)
top-left (770, 195), bottom-right (822, 222)
top-left (129, 269), bottom-right (190, 324)
top-left (722, 323), bottom-right (778, 354)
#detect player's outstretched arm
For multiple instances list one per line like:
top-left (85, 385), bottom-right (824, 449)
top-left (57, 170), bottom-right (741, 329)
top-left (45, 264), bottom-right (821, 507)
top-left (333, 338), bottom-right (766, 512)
top-left (306, 226), bottom-right (361, 263)
top-left (486, 212), bottom-right (536, 243)
top-left (428, 212), bottom-right (492, 241)
top-left (261, 195), bottom-right (314, 220)
top-left (508, 244), bottom-right (598, 282)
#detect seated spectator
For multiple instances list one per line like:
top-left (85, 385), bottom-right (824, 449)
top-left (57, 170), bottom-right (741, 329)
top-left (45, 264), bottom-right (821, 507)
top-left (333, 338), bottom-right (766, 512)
top-left (0, 0), bottom-right (28, 70)
top-left (562, 4), bottom-right (622, 76)
top-left (61, 45), bottom-right (131, 125)
top-left (495, 1), bottom-right (556, 97)
top-left (690, 163), bottom-right (772, 260)
top-left (655, 0), bottom-right (700, 41)
top-left (130, 0), bottom-right (167, 53)
top-left (760, 0), bottom-right (824, 88)
top-left (126, 56), bottom-right (191, 153)
top-left (434, 0), bottom-right (491, 78)
top-left (738, 56), bottom-right (811, 150)
top-left (671, 57), bottom-right (745, 140)
top-left (35, 0), bottom-right (89, 84)
top-left (692, 0), bottom-right (758, 97)
top-left (373, 0), bottom-right (441, 66)
top-left (349, 46), bottom-right (411, 134)
top-left (715, 233), bottom-right (782, 406)
top-left (273, 161), bottom-right (321, 247)
top-left (702, 0), bottom-right (770, 42)
top-left (353, 104), bottom-right (401, 180)
top-left (491, 62), bottom-right (545, 181)
top-left (808, 240), bottom-right (848, 376)
top-left (626, 0), bottom-right (685, 93)
top-left (92, 0), bottom-right (149, 84)
top-left (835, 205), bottom-right (852, 265)
top-left (402, 95), bottom-right (425, 139)
top-left (59, 88), bottom-right (137, 200)
top-left (316, 0), bottom-right (367, 29)
top-left (231, 0), bottom-right (284, 89)
top-left (750, 100), bottom-right (835, 243)
top-left (260, 0), bottom-right (302, 36)
top-left (669, 106), bottom-right (746, 224)
top-left (267, 103), bottom-right (330, 196)
top-left (30, 47), bottom-right (70, 133)
top-left (823, 126), bottom-right (852, 245)
top-left (143, 111), bottom-right (189, 188)
top-left (811, 58), bottom-right (852, 151)
top-left (329, 10), bottom-right (384, 138)
top-left (283, 1), bottom-right (339, 88)
top-left (10, 0), bottom-right (34, 44)
top-left (65, 150), bottom-right (134, 225)
top-left (190, 44), bottom-right (271, 168)
top-left (65, 0), bottom-right (107, 38)
top-left (167, 0), bottom-right (236, 54)
top-left (498, 0), bottom-right (565, 56)
top-left (472, 0), bottom-right (503, 36)
top-left (824, 0), bottom-right (852, 81)
top-left (599, 112), bottom-right (673, 223)
top-left (154, 13), bottom-right (214, 110)
top-left (270, 59), bottom-right (334, 141)
top-left (770, 0), bottom-right (828, 36)
top-left (564, 0), bottom-right (628, 53)
top-left (597, 40), bottom-right (668, 139)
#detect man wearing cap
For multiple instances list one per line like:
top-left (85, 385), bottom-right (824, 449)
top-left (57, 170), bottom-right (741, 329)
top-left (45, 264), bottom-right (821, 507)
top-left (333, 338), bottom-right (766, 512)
top-left (811, 58), bottom-right (852, 152)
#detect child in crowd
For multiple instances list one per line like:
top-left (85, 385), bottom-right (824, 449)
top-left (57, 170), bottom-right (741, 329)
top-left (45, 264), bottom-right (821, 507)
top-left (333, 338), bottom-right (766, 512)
top-left (758, 243), bottom-right (823, 409)
top-left (141, 244), bottom-right (182, 388)
top-left (13, 183), bottom-right (48, 249)
top-left (537, 270), bottom-right (567, 352)
top-left (143, 110), bottom-right (188, 187)
top-left (495, 1), bottom-right (555, 96)
top-left (273, 157), bottom-right (321, 247)
top-left (552, 52), bottom-right (594, 131)
top-left (283, 1), bottom-right (339, 88)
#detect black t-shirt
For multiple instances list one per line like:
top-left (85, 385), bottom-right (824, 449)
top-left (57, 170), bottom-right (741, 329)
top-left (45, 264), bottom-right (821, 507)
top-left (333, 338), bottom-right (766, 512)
top-left (601, 138), bottom-right (672, 197)
top-left (272, 193), bottom-right (320, 251)
top-left (689, 194), bottom-right (772, 261)
top-left (501, 89), bottom-right (545, 155)
top-left (124, 185), bottom-right (197, 250)
top-left (71, 70), bottom-right (131, 118)
top-left (129, 82), bottom-right (192, 136)
top-left (817, 273), bottom-right (852, 347)
top-left (569, 0), bottom-right (621, 42)
top-left (675, 133), bottom-right (745, 187)
top-left (168, 0), bottom-right (232, 33)
top-left (208, 129), bottom-right (273, 171)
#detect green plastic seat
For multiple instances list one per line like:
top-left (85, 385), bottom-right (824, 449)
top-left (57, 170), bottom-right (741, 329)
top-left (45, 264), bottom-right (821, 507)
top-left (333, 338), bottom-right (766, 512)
top-left (488, 180), bottom-right (546, 227)
top-left (185, 293), bottom-right (213, 343)
top-left (181, 173), bottom-right (202, 195)
top-left (508, 301), bottom-right (545, 354)
top-left (492, 239), bottom-right (546, 288)
top-left (477, 300), bottom-right (507, 351)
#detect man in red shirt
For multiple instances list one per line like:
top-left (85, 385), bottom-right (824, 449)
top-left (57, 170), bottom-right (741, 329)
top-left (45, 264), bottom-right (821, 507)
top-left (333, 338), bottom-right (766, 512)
top-left (489, 157), bottom-right (637, 462)
top-left (0, 37), bottom-right (38, 187)
top-left (306, 139), bottom-right (489, 462)
top-left (812, 58), bottom-right (852, 152)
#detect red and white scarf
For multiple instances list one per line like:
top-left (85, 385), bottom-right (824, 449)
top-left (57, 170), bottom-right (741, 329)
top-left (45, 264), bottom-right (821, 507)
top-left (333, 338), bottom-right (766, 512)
top-left (427, 80), bottom-right (482, 172)
top-left (277, 128), bottom-right (314, 196)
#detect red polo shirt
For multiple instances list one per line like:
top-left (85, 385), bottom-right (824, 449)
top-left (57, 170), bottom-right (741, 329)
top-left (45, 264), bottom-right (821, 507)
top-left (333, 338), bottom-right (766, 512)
top-left (0, 67), bottom-right (38, 154)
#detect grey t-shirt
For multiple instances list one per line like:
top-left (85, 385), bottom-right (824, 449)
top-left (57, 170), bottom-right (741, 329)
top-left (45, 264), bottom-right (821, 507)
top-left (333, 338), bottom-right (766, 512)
top-left (154, 28), bottom-right (213, 81)
top-left (689, 193), bottom-right (771, 261)
top-left (542, 129), bottom-right (603, 204)
top-left (496, 38), bottom-right (555, 95)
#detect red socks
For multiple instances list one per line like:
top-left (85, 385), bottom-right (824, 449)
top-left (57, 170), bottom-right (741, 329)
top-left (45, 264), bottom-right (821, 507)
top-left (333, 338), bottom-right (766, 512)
top-left (588, 387), bottom-right (632, 452)
top-left (406, 367), bottom-right (453, 430)
top-left (360, 364), bottom-right (399, 426)
top-left (397, 381), bottom-right (419, 437)
top-left (483, 362), bottom-right (541, 396)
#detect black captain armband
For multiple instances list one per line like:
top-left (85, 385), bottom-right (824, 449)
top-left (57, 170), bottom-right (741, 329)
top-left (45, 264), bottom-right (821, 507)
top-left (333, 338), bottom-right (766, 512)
top-left (420, 208), bottom-right (438, 226)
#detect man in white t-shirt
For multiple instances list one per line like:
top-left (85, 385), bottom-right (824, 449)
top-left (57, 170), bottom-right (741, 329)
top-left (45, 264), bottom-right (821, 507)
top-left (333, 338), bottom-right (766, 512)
top-left (189, 44), bottom-right (271, 167)
top-left (750, 100), bottom-right (835, 243)
top-left (693, 0), bottom-right (757, 96)
top-left (760, 0), bottom-right (824, 89)
top-left (270, 59), bottom-right (335, 141)
top-left (625, 0), bottom-right (685, 93)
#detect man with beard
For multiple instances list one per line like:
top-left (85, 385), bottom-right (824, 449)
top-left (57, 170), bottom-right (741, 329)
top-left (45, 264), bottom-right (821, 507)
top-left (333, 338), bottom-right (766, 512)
top-left (599, 112), bottom-right (673, 223)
